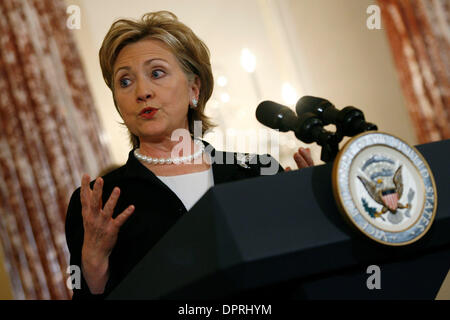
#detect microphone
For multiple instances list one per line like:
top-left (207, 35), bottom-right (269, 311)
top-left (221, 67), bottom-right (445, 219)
top-left (255, 100), bottom-right (299, 132)
top-left (296, 96), bottom-right (377, 137)
top-left (256, 100), bottom-right (338, 162)
top-left (256, 100), bottom-right (333, 143)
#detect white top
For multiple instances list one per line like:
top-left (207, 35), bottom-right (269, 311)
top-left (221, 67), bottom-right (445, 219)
top-left (156, 167), bottom-right (214, 211)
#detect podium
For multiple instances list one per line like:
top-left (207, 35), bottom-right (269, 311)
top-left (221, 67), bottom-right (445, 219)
top-left (108, 139), bottom-right (450, 299)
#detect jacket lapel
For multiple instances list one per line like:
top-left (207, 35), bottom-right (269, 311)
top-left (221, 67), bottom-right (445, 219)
top-left (211, 150), bottom-right (242, 185)
top-left (203, 141), bottom-right (254, 185)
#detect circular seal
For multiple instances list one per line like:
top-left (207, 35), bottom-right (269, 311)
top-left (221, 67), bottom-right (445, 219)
top-left (332, 132), bottom-right (437, 246)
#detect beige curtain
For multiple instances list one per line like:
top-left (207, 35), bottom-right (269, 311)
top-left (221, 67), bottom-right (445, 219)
top-left (378, 0), bottom-right (450, 143)
top-left (0, 0), bottom-right (111, 299)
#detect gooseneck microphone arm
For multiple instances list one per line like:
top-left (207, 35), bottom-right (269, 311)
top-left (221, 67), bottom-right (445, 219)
top-left (295, 112), bottom-right (342, 162)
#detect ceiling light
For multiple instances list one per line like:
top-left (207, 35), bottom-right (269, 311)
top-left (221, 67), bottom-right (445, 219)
top-left (220, 93), bottom-right (230, 103)
top-left (240, 48), bottom-right (256, 73)
top-left (217, 76), bottom-right (228, 87)
top-left (282, 82), bottom-right (298, 105)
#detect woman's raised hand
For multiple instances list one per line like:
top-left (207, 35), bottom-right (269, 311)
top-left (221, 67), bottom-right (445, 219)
top-left (80, 174), bottom-right (135, 293)
top-left (285, 147), bottom-right (314, 171)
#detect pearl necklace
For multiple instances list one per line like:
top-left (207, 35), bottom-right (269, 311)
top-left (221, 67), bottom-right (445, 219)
top-left (134, 139), bottom-right (205, 165)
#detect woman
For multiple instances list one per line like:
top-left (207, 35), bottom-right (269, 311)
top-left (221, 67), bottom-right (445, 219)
top-left (65, 11), bottom-right (314, 300)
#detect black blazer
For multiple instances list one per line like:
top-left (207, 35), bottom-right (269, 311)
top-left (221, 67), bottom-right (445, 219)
top-left (65, 141), bottom-right (283, 299)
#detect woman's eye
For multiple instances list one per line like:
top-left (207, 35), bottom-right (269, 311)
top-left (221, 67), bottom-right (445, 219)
top-left (151, 69), bottom-right (165, 79)
top-left (119, 78), bottom-right (131, 88)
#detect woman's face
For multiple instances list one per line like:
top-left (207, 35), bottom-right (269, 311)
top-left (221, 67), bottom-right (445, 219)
top-left (113, 38), bottom-right (200, 143)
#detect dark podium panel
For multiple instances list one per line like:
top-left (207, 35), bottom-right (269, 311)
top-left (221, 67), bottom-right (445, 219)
top-left (108, 139), bottom-right (450, 299)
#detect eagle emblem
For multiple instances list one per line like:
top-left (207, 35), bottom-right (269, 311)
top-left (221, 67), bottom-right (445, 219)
top-left (357, 156), bottom-right (411, 221)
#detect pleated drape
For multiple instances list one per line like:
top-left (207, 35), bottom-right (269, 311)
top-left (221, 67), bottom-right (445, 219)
top-left (378, 0), bottom-right (450, 143)
top-left (0, 0), bottom-right (111, 299)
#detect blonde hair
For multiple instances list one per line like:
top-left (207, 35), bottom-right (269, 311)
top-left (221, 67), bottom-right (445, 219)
top-left (99, 11), bottom-right (215, 148)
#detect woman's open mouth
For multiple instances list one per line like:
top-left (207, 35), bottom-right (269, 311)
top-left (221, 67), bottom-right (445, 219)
top-left (139, 107), bottom-right (158, 119)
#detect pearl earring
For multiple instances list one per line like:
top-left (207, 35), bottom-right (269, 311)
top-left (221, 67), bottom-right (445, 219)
top-left (191, 98), bottom-right (198, 108)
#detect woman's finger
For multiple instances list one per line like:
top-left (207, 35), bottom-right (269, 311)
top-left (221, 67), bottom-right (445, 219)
top-left (103, 187), bottom-right (121, 218)
top-left (299, 148), bottom-right (314, 166)
top-left (91, 177), bottom-right (104, 213)
top-left (285, 166), bottom-right (292, 171)
top-left (294, 152), bottom-right (309, 169)
top-left (114, 205), bottom-right (135, 228)
top-left (80, 174), bottom-right (91, 211)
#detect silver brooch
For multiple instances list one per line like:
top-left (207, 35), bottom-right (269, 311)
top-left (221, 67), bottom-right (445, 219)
top-left (236, 153), bottom-right (256, 169)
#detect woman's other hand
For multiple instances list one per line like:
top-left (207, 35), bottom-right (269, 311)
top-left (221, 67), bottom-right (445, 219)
top-left (80, 174), bottom-right (135, 294)
top-left (285, 147), bottom-right (314, 171)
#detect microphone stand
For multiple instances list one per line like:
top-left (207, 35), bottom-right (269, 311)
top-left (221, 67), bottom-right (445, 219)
top-left (295, 113), bottom-right (343, 163)
top-left (295, 101), bottom-right (378, 163)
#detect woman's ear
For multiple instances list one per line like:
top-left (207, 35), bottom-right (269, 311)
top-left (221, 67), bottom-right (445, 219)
top-left (190, 75), bottom-right (201, 101)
